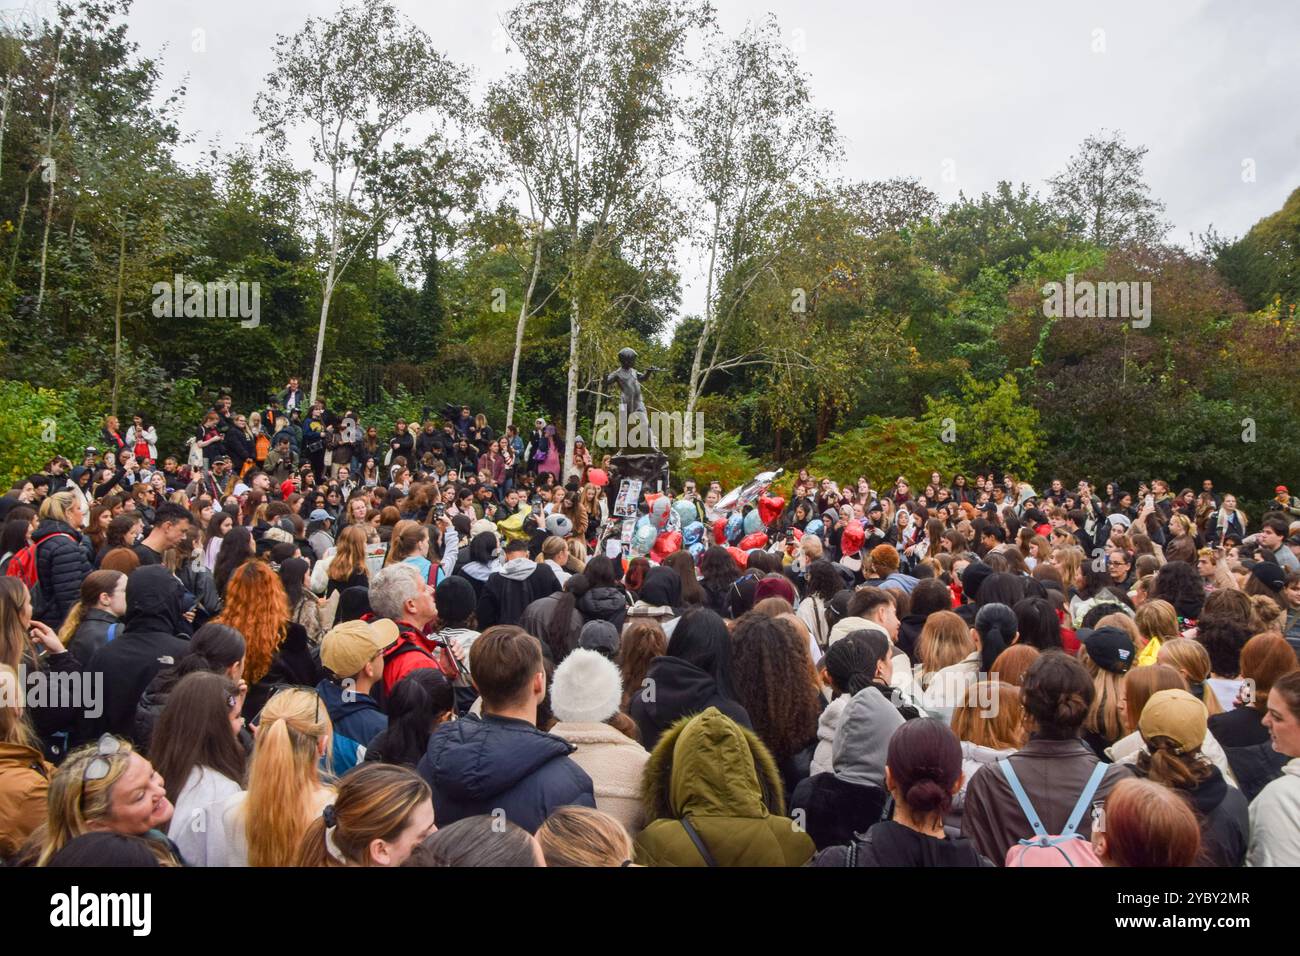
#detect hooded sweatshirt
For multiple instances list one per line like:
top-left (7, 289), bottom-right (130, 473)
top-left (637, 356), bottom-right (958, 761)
top-left (831, 684), bottom-right (905, 790)
top-left (84, 565), bottom-right (192, 742)
top-left (790, 687), bottom-right (896, 850)
top-left (629, 655), bottom-right (752, 752)
top-left (626, 567), bottom-right (682, 635)
top-left (417, 712), bottom-right (595, 832)
top-left (476, 556), bottom-right (561, 629)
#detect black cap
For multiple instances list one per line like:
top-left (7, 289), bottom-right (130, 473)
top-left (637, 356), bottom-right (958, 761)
top-left (1250, 560), bottom-right (1286, 593)
top-left (1079, 626), bottom-right (1135, 674)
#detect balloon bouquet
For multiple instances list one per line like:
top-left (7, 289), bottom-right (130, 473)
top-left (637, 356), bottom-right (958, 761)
top-left (610, 466), bottom-right (832, 572)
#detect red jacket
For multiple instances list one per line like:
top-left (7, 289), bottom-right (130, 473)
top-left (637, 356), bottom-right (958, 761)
top-left (382, 621), bottom-right (455, 695)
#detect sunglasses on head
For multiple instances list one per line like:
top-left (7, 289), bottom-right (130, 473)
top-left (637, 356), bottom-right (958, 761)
top-left (83, 734), bottom-right (127, 784)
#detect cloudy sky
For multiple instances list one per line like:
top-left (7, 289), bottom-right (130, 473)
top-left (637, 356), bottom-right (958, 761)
top-left (105, 0), bottom-right (1300, 318)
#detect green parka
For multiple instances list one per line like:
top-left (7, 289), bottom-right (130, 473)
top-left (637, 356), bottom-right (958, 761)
top-left (633, 707), bottom-right (815, 867)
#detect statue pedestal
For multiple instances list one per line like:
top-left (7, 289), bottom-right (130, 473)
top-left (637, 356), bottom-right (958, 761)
top-left (608, 451), bottom-right (670, 511)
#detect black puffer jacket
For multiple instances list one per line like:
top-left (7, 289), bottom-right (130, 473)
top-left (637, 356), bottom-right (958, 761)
top-left (32, 519), bottom-right (92, 630)
top-left (578, 585), bottom-right (629, 631)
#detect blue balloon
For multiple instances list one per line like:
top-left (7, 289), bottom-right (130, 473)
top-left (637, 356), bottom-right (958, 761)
top-left (804, 519), bottom-right (824, 539)
top-left (683, 521), bottom-right (704, 547)
top-left (725, 513), bottom-right (744, 545)
top-left (688, 541), bottom-right (706, 561)
top-left (632, 522), bottom-right (658, 555)
top-left (635, 513), bottom-right (652, 533)
top-left (743, 508), bottom-right (763, 535)
top-left (674, 501), bottom-right (697, 528)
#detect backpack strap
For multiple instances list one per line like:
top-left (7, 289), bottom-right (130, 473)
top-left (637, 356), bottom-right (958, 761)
top-left (1062, 761), bottom-right (1109, 839)
top-left (679, 815), bottom-right (718, 867)
top-left (998, 758), bottom-right (1047, 838)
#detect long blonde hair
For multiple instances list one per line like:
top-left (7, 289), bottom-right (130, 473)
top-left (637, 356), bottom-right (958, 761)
top-left (329, 525), bottom-right (369, 581)
top-left (536, 806), bottom-right (633, 867)
top-left (1156, 639), bottom-right (1223, 717)
top-left (38, 491), bottom-right (78, 524)
top-left (917, 610), bottom-right (975, 677)
top-left (241, 688), bottom-right (333, 867)
top-left (1078, 644), bottom-right (1127, 745)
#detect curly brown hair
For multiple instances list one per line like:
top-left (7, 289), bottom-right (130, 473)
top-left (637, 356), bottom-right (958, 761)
top-left (728, 611), bottom-right (821, 761)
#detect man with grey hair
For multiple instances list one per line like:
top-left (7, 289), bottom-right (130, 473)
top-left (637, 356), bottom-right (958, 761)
top-left (369, 564), bottom-right (463, 698)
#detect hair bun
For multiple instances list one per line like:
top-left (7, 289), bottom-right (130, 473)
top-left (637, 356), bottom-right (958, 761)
top-left (904, 778), bottom-right (949, 816)
top-left (322, 804), bottom-right (338, 828)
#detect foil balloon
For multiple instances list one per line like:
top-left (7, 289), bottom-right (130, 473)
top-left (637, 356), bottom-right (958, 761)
top-left (757, 495), bottom-right (785, 527)
top-left (688, 541), bottom-right (706, 562)
top-left (725, 513), bottom-right (744, 545)
top-left (712, 517), bottom-right (729, 545)
top-left (587, 468), bottom-right (608, 487)
top-left (803, 518), bottom-right (824, 539)
top-left (632, 521), bottom-right (658, 556)
top-left (651, 530), bottom-right (682, 561)
top-left (743, 508), bottom-right (763, 535)
top-left (674, 500), bottom-right (698, 528)
top-left (683, 521), bottom-right (704, 547)
top-left (726, 546), bottom-right (748, 569)
top-left (650, 495), bottom-right (675, 531)
top-left (739, 531), bottom-right (768, 551)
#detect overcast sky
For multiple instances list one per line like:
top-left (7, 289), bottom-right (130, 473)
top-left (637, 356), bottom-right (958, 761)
top-left (111, 0), bottom-right (1300, 320)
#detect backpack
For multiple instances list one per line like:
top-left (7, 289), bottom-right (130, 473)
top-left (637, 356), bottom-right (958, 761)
top-left (5, 531), bottom-right (74, 618)
top-left (999, 758), bottom-right (1106, 867)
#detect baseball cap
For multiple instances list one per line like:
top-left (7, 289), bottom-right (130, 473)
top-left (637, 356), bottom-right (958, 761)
top-left (1078, 626), bottom-right (1135, 674)
top-left (308, 508), bottom-right (331, 522)
top-left (545, 513), bottom-right (573, 537)
top-left (1276, 485), bottom-right (1289, 495)
top-left (320, 619), bottom-right (399, 678)
top-left (1138, 688), bottom-right (1207, 754)
top-left (578, 620), bottom-right (620, 658)
top-left (1250, 560), bottom-right (1286, 593)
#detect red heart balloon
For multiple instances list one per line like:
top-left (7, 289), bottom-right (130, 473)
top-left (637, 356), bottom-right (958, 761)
top-left (726, 546), bottom-right (748, 569)
top-left (651, 530), bottom-right (682, 560)
top-left (739, 531), bottom-right (768, 551)
top-left (757, 495), bottom-right (785, 527)
top-left (712, 517), bottom-right (729, 544)
top-left (587, 468), bottom-right (608, 487)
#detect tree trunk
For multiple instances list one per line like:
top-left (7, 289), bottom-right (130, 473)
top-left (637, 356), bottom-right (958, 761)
top-left (34, 169), bottom-right (55, 316)
top-left (112, 225), bottom-right (125, 417)
top-left (563, 296), bottom-right (581, 478)
top-left (309, 276), bottom-right (334, 406)
top-left (506, 224), bottom-right (543, 429)
top-left (6, 174), bottom-right (31, 282)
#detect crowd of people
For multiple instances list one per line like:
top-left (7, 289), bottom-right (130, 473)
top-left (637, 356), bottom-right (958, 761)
top-left (0, 382), bottom-right (1298, 868)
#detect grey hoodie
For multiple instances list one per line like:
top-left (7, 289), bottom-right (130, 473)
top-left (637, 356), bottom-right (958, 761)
top-left (830, 684), bottom-right (905, 789)
top-left (499, 556), bottom-right (538, 581)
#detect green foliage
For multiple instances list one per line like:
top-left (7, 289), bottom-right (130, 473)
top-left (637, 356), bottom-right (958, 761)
top-left (923, 375), bottom-right (1043, 479)
top-left (677, 430), bottom-right (761, 492)
top-left (807, 417), bottom-right (957, 491)
top-left (0, 381), bottom-right (100, 482)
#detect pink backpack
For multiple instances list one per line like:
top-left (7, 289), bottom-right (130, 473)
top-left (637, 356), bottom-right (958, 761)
top-left (999, 759), bottom-right (1106, 867)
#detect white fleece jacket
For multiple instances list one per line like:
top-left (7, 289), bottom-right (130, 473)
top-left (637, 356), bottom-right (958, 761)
top-left (1247, 758), bottom-right (1300, 867)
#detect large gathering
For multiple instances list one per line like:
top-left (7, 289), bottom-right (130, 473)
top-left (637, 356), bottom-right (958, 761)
top-left (0, 391), bottom-right (1298, 869)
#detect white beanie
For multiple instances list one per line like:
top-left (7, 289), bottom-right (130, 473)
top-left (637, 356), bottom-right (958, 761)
top-left (550, 649), bottom-right (623, 724)
top-left (470, 518), bottom-right (498, 541)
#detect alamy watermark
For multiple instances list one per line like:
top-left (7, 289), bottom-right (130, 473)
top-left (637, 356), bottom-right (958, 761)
top-left (1042, 273), bottom-right (1150, 328)
top-left (152, 273), bottom-right (260, 328)
top-left (0, 664), bottom-right (102, 719)
top-left (592, 406), bottom-right (705, 459)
